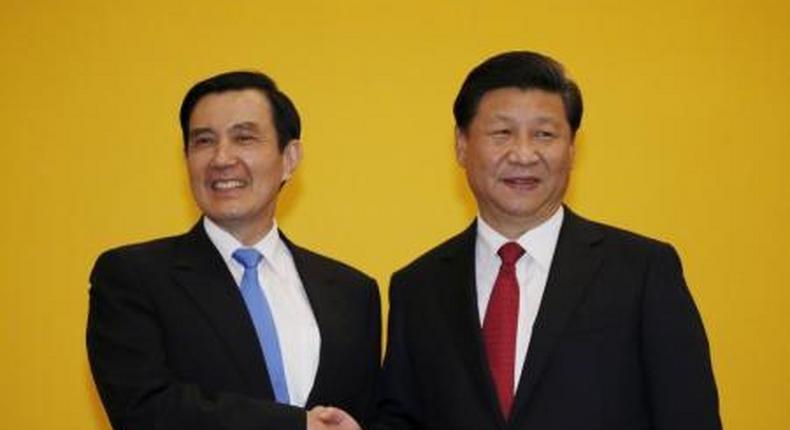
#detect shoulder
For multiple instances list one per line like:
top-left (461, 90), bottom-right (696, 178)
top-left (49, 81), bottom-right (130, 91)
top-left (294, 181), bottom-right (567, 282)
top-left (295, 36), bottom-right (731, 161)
top-left (282, 235), bottom-right (377, 289)
top-left (574, 211), bottom-right (669, 245)
top-left (564, 208), bottom-right (681, 268)
top-left (392, 222), bottom-right (475, 283)
top-left (94, 233), bottom-right (185, 264)
top-left (90, 232), bottom-right (188, 280)
top-left (571, 209), bottom-right (673, 245)
top-left (298, 246), bottom-right (375, 284)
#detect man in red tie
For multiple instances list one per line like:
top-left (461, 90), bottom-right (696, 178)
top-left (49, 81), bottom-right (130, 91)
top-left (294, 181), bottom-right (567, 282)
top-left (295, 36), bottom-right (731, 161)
top-left (374, 51), bottom-right (721, 430)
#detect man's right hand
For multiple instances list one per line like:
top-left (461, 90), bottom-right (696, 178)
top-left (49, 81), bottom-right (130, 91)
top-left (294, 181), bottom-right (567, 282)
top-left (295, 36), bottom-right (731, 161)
top-left (307, 406), bottom-right (361, 430)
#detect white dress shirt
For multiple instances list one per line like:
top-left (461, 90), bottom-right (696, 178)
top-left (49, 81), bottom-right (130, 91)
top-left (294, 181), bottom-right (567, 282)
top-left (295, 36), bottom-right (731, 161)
top-left (475, 206), bottom-right (564, 390)
top-left (203, 217), bottom-right (321, 407)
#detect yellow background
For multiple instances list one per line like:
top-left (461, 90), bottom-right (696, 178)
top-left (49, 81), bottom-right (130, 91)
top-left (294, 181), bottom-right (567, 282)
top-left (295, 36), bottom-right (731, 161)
top-left (1, 0), bottom-right (788, 428)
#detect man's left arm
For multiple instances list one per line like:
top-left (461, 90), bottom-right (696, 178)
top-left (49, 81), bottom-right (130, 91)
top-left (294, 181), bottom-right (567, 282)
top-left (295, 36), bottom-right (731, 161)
top-left (641, 243), bottom-right (722, 430)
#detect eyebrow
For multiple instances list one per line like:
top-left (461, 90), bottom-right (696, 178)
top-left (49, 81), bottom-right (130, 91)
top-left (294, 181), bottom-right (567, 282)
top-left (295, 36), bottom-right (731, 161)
top-left (188, 127), bottom-right (215, 139)
top-left (490, 114), bottom-right (561, 126)
top-left (188, 122), bottom-right (261, 140)
top-left (229, 121), bottom-right (260, 132)
top-left (531, 116), bottom-right (561, 126)
top-left (491, 113), bottom-right (517, 123)
top-left (494, 113), bottom-right (562, 126)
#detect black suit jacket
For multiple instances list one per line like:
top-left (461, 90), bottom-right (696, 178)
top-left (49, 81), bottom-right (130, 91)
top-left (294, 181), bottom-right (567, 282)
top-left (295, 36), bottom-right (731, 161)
top-left (375, 208), bottom-right (720, 430)
top-left (87, 221), bottom-right (381, 430)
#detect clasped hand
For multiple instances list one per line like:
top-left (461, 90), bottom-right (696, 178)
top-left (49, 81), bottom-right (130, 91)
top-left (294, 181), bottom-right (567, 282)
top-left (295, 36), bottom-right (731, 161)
top-left (307, 405), bottom-right (361, 430)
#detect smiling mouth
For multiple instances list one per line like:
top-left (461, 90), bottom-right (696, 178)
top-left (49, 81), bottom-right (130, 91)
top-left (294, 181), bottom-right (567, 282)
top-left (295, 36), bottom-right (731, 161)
top-left (502, 176), bottom-right (541, 187)
top-left (211, 179), bottom-right (248, 190)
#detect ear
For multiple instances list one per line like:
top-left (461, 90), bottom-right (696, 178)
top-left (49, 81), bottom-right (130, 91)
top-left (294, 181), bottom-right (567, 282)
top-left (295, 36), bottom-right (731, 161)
top-left (455, 127), bottom-right (468, 167)
top-left (568, 132), bottom-right (577, 169)
top-left (281, 139), bottom-right (302, 181)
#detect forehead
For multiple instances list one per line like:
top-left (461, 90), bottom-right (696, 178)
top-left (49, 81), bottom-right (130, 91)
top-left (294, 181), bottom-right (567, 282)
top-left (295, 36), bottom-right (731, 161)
top-left (189, 88), bottom-right (273, 129)
top-left (474, 87), bottom-right (567, 124)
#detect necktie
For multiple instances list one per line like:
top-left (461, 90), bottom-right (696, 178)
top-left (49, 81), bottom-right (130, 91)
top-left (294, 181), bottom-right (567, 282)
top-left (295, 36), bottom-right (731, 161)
top-left (232, 248), bottom-right (290, 404)
top-left (482, 241), bottom-right (525, 419)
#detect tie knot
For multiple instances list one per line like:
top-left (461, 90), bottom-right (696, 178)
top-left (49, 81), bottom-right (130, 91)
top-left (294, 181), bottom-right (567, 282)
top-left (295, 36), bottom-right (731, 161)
top-left (498, 242), bottom-right (525, 265)
top-left (232, 248), bottom-right (263, 269)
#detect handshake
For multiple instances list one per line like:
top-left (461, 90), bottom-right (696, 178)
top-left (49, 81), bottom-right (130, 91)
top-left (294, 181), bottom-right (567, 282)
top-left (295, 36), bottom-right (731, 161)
top-left (307, 406), bottom-right (361, 430)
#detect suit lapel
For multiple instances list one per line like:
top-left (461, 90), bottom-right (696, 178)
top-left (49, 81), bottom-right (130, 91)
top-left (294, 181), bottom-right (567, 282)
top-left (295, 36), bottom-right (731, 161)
top-left (511, 208), bottom-right (604, 420)
top-left (280, 233), bottom-right (337, 406)
top-left (170, 221), bottom-right (274, 398)
top-left (438, 222), bottom-right (507, 428)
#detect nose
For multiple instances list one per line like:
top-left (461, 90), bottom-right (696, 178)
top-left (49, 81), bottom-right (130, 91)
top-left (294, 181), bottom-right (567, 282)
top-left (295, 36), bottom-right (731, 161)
top-left (209, 138), bottom-right (237, 168)
top-left (507, 133), bottom-right (540, 165)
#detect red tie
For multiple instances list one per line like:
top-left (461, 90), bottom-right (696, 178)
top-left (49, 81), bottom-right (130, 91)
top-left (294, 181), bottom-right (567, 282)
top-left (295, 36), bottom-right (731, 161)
top-left (483, 241), bottom-right (525, 419)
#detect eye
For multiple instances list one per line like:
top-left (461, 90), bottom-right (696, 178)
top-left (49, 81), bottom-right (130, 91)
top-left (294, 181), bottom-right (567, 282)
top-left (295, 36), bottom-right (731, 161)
top-left (534, 130), bottom-right (556, 140)
top-left (235, 134), bottom-right (258, 144)
top-left (189, 135), bottom-right (215, 149)
top-left (489, 129), bottom-right (512, 139)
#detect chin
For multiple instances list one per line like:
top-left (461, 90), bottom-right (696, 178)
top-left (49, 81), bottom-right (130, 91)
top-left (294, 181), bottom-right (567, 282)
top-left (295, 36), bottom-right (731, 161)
top-left (204, 207), bottom-right (246, 222)
top-left (497, 201), bottom-right (540, 216)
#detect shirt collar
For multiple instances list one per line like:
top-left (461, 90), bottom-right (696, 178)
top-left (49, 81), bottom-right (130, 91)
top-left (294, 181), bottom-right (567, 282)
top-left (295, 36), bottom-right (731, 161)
top-left (476, 206), bottom-right (564, 270)
top-left (202, 216), bottom-right (286, 275)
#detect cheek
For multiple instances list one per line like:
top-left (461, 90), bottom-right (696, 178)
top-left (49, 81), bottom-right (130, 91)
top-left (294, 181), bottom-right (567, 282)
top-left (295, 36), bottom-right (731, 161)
top-left (466, 160), bottom-right (492, 186)
top-left (248, 158), bottom-right (284, 183)
top-left (547, 148), bottom-right (573, 172)
top-left (186, 161), bottom-right (204, 183)
top-left (467, 148), bottom-right (499, 174)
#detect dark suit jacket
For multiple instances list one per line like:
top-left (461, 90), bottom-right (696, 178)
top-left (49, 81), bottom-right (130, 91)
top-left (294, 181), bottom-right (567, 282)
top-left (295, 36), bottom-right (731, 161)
top-left (375, 208), bottom-right (720, 430)
top-left (87, 221), bottom-right (381, 430)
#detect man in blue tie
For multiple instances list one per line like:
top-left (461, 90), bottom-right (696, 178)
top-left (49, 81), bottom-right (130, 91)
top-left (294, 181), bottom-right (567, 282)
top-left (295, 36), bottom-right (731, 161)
top-left (87, 71), bottom-right (380, 430)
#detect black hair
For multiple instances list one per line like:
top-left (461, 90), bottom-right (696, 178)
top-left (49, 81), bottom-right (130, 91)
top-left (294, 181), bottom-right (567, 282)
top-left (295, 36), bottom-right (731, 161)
top-left (179, 70), bottom-right (301, 151)
top-left (453, 51), bottom-right (583, 135)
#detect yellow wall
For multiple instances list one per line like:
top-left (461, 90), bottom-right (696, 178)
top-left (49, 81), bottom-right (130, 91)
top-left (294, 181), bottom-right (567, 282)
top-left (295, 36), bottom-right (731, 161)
top-left (1, 0), bottom-right (788, 428)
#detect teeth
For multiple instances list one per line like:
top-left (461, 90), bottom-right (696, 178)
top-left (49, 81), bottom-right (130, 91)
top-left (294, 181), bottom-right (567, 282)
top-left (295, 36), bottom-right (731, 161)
top-left (213, 180), bottom-right (245, 190)
top-left (504, 177), bottom-right (539, 185)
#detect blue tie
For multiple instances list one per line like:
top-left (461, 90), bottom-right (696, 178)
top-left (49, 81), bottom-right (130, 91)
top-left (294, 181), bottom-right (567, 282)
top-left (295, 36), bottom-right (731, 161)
top-left (232, 248), bottom-right (290, 404)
